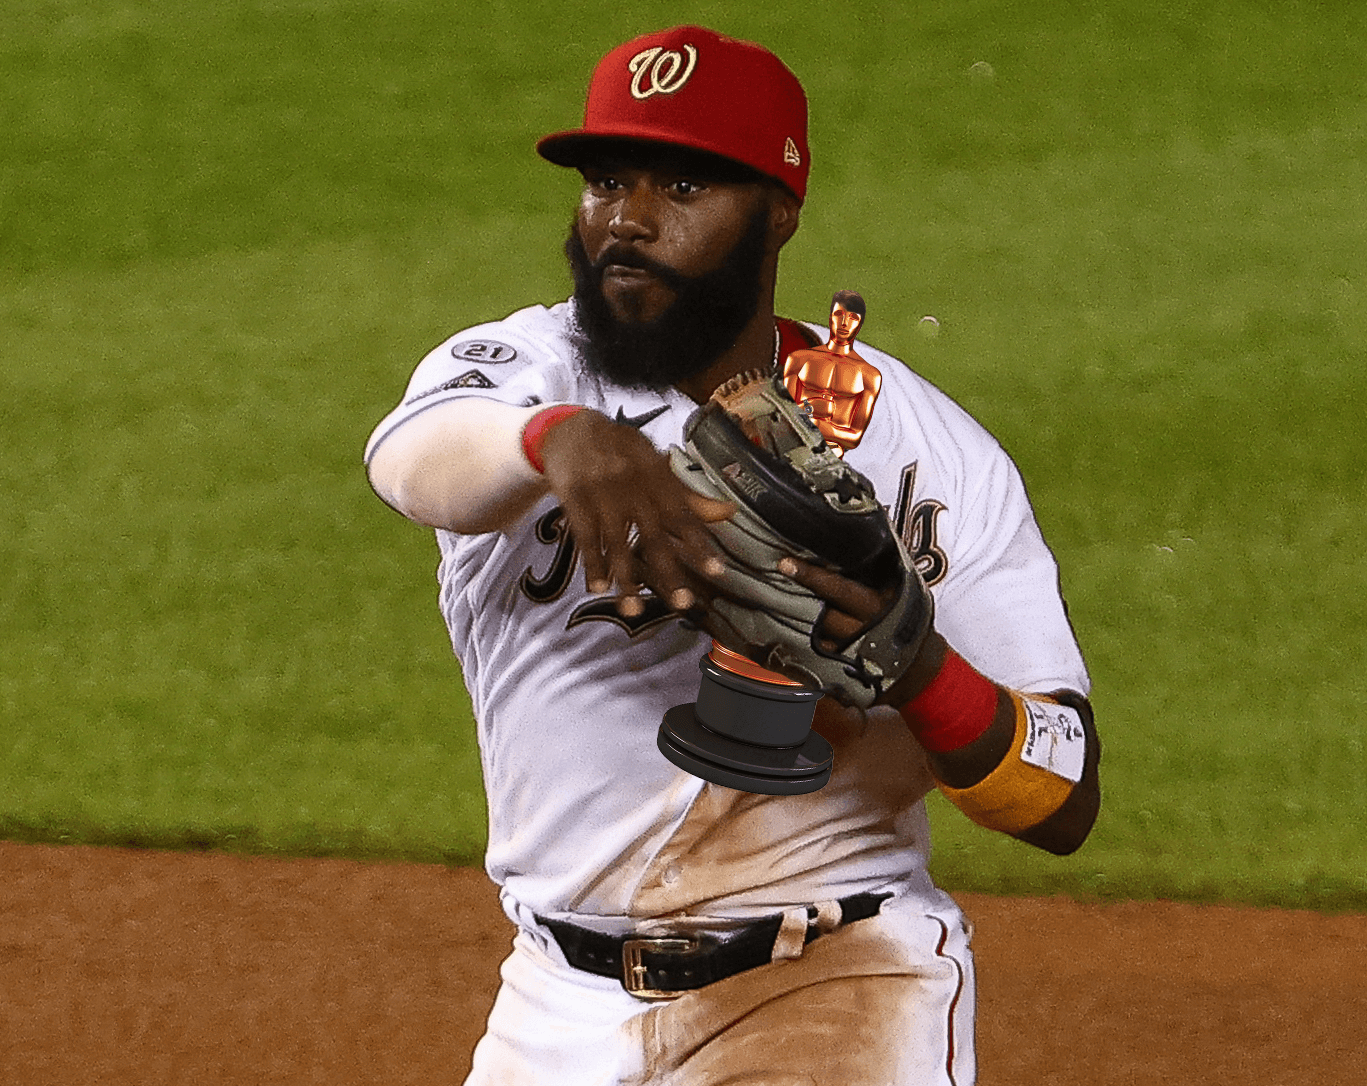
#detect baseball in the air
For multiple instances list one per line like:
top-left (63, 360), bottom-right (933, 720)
top-left (968, 60), bottom-right (996, 83)
top-left (918, 315), bottom-right (941, 339)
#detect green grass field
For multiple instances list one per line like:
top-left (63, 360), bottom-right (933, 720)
top-left (3, 0), bottom-right (1364, 910)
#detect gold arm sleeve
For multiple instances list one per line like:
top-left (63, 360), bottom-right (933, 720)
top-left (936, 693), bottom-right (1077, 835)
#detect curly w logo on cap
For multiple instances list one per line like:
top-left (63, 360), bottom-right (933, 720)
top-left (628, 44), bottom-right (698, 99)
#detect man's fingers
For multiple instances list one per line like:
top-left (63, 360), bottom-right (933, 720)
top-left (630, 528), bottom-right (720, 614)
top-left (671, 491), bottom-right (734, 564)
top-left (565, 470), bottom-right (732, 604)
top-left (776, 553), bottom-right (895, 647)
top-left (683, 491), bottom-right (737, 524)
top-left (646, 487), bottom-right (733, 588)
top-left (543, 415), bottom-right (742, 603)
top-left (816, 608), bottom-right (865, 644)
top-left (776, 555), bottom-right (886, 624)
top-left (567, 491), bottom-right (638, 597)
top-left (608, 515), bottom-right (645, 603)
top-left (561, 503), bottom-right (611, 595)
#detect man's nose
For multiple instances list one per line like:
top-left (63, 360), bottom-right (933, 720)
top-left (609, 183), bottom-right (657, 242)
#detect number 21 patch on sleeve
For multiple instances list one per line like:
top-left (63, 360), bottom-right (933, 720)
top-left (1020, 699), bottom-right (1086, 783)
top-left (451, 340), bottom-right (518, 363)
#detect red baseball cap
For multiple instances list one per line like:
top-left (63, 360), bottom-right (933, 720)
top-left (537, 26), bottom-right (810, 202)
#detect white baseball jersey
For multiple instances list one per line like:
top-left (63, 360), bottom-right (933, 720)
top-left (365, 300), bottom-right (1089, 937)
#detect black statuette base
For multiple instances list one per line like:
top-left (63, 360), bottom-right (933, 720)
top-left (658, 655), bottom-right (832, 795)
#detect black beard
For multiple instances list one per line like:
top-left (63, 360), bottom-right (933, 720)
top-left (565, 208), bottom-right (771, 392)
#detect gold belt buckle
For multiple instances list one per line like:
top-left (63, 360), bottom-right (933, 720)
top-left (621, 936), bottom-right (698, 1000)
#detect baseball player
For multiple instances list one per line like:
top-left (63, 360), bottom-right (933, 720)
top-left (364, 25), bottom-right (1099, 1086)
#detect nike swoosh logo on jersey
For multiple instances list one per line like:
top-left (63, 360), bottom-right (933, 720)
top-left (614, 404), bottom-right (670, 429)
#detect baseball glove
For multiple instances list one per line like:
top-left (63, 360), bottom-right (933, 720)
top-left (668, 370), bottom-right (933, 708)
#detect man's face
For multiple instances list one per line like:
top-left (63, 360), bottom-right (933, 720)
top-left (565, 147), bottom-right (778, 390)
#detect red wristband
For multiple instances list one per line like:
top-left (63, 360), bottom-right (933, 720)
top-left (521, 405), bottom-right (586, 474)
top-left (899, 648), bottom-right (999, 753)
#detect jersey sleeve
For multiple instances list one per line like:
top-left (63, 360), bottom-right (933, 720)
top-left (364, 308), bottom-right (578, 467)
top-left (933, 442), bottom-right (1090, 698)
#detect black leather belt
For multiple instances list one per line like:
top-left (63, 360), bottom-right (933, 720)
top-left (536, 891), bottom-right (892, 999)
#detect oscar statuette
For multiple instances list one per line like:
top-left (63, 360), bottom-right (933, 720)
top-left (658, 292), bottom-right (883, 795)
top-left (781, 291), bottom-right (881, 456)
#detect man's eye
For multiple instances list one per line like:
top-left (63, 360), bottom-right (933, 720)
top-left (671, 179), bottom-right (702, 195)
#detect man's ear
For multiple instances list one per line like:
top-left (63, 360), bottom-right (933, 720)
top-left (767, 189), bottom-right (802, 251)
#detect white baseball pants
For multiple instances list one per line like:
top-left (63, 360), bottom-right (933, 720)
top-left (464, 895), bottom-right (976, 1085)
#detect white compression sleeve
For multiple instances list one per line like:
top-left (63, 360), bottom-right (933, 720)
top-left (365, 398), bottom-right (562, 534)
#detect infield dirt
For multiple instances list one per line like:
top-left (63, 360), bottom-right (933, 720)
top-left (1, 840), bottom-right (1361, 1084)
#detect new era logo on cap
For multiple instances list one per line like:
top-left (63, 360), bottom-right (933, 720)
top-left (537, 25), bottom-right (811, 202)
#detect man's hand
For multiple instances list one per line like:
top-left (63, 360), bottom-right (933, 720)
top-left (538, 409), bottom-right (733, 616)
top-left (774, 555), bottom-right (889, 649)
top-left (774, 554), bottom-right (947, 706)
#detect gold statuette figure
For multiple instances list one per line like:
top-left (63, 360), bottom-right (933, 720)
top-left (781, 291), bottom-right (881, 455)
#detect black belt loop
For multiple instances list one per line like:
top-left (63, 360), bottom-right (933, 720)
top-left (535, 891), bottom-right (892, 998)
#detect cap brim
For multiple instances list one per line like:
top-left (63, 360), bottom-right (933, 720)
top-left (536, 130), bottom-right (603, 167)
top-left (536, 129), bottom-right (796, 199)
top-left (537, 127), bottom-right (746, 170)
